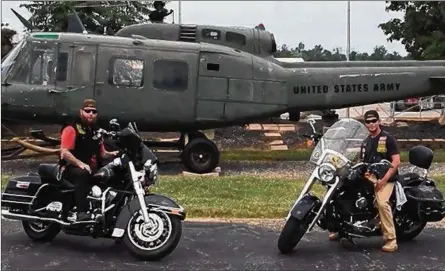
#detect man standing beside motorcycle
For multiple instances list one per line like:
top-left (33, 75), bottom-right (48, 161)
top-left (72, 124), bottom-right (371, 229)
top-left (59, 99), bottom-right (119, 221)
top-left (329, 110), bottom-right (401, 252)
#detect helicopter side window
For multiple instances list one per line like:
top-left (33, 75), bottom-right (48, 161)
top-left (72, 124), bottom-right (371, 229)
top-left (55, 52), bottom-right (68, 82)
top-left (72, 51), bottom-right (94, 85)
top-left (226, 31), bottom-right (246, 47)
top-left (153, 59), bottom-right (188, 92)
top-left (202, 29), bottom-right (221, 41)
top-left (108, 57), bottom-right (144, 88)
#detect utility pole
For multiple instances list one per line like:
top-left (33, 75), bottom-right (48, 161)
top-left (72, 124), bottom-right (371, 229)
top-left (346, 1), bottom-right (351, 118)
top-left (178, 1), bottom-right (182, 24)
top-left (346, 1), bottom-right (350, 61)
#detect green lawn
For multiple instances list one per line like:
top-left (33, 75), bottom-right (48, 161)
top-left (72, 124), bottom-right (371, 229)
top-left (221, 149), bottom-right (445, 162)
top-left (3, 175), bottom-right (444, 219)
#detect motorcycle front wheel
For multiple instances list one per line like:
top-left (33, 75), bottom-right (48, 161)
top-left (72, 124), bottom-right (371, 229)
top-left (277, 212), bottom-right (314, 254)
top-left (123, 209), bottom-right (182, 261)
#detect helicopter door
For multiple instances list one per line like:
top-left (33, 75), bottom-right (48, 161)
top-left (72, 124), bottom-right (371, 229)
top-left (95, 45), bottom-right (147, 120)
top-left (53, 43), bottom-right (96, 116)
top-left (144, 50), bottom-right (198, 123)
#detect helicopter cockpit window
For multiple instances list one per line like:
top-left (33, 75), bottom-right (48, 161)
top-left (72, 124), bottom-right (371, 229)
top-left (202, 29), bottom-right (221, 40)
top-left (153, 59), bottom-right (188, 92)
top-left (8, 40), bottom-right (59, 86)
top-left (226, 31), bottom-right (246, 46)
top-left (109, 57), bottom-right (144, 88)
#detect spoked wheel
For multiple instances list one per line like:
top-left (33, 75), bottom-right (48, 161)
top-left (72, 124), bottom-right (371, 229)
top-left (182, 137), bottom-right (220, 174)
top-left (22, 220), bottom-right (61, 242)
top-left (123, 210), bottom-right (182, 261)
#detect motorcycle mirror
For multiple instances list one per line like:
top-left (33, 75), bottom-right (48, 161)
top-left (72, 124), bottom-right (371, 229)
top-left (109, 118), bottom-right (120, 131)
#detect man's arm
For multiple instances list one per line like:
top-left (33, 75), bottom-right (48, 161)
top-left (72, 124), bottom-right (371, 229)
top-left (381, 135), bottom-right (401, 183)
top-left (60, 126), bottom-right (84, 167)
top-left (99, 142), bottom-right (118, 159)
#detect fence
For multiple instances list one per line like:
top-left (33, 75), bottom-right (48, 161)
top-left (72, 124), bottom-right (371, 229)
top-left (337, 95), bottom-right (445, 123)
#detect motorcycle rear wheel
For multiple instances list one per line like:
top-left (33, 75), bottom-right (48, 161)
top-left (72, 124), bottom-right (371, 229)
top-left (396, 218), bottom-right (427, 241)
top-left (22, 221), bottom-right (61, 242)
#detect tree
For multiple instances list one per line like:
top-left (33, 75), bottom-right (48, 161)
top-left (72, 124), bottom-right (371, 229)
top-left (20, 1), bottom-right (160, 35)
top-left (379, 1), bottom-right (445, 60)
top-left (1, 23), bottom-right (17, 59)
top-left (273, 42), bottom-right (408, 61)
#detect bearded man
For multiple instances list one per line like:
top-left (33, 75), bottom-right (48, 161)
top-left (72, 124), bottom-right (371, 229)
top-left (59, 99), bottom-right (118, 221)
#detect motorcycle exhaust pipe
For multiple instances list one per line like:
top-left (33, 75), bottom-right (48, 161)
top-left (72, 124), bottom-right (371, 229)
top-left (1, 209), bottom-right (72, 226)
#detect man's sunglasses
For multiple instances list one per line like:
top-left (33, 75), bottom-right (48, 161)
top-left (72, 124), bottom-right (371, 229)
top-left (83, 108), bottom-right (97, 114)
top-left (365, 118), bottom-right (378, 124)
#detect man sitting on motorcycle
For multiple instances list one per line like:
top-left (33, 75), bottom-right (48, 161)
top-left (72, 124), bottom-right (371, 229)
top-left (329, 110), bottom-right (401, 252)
top-left (59, 99), bottom-right (119, 221)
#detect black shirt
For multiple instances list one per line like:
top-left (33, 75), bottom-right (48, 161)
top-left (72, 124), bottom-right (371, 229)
top-left (360, 130), bottom-right (400, 180)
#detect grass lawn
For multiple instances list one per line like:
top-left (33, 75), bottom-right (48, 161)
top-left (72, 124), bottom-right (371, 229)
top-left (221, 149), bottom-right (445, 163)
top-left (2, 174), bottom-right (444, 219)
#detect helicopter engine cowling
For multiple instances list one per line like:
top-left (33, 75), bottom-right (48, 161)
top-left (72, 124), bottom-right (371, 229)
top-left (115, 23), bottom-right (278, 58)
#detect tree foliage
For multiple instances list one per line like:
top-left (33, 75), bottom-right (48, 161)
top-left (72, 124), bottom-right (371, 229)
top-left (20, 1), bottom-right (159, 34)
top-left (379, 1), bottom-right (445, 60)
top-left (1, 23), bottom-right (17, 59)
top-left (273, 43), bottom-right (406, 61)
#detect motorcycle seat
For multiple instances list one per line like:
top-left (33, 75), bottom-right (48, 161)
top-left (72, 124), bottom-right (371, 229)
top-left (38, 163), bottom-right (75, 189)
top-left (397, 172), bottom-right (422, 187)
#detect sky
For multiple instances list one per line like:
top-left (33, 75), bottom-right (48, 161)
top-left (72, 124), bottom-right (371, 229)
top-left (1, 1), bottom-right (407, 56)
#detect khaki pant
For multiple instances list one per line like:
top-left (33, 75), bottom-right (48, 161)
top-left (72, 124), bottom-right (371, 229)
top-left (375, 182), bottom-right (396, 240)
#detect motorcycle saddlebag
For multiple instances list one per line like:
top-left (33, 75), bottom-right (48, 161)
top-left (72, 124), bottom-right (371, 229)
top-left (404, 179), bottom-right (445, 222)
top-left (1, 175), bottom-right (41, 210)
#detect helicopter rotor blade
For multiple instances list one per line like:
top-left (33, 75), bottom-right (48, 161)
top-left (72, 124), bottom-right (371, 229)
top-left (66, 8), bottom-right (88, 34)
top-left (11, 8), bottom-right (41, 31)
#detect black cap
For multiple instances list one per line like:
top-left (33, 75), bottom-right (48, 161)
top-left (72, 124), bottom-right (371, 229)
top-left (364, 110), bottom-right (379, 120)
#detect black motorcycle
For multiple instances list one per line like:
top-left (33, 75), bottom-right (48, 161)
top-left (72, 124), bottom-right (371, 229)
top-left (277, 118), bottom-right (445, 253)
top-left (1, 120), bottom-right (186, 261)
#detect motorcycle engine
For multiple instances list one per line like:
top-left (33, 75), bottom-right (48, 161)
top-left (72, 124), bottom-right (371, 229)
top-left (355, 195), bottom-right (368, 210)
top-left (335, 189), bottom-right (375, 222)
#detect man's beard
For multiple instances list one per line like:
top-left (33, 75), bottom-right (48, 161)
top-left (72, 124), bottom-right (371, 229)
top-left (80, 115), bottom-right (97, 126)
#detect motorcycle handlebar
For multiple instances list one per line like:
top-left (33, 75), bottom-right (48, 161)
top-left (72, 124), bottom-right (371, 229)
top-left (346, 160), bottom-right (393, 180)
top-left (98, 128), bottom-right (120, 138)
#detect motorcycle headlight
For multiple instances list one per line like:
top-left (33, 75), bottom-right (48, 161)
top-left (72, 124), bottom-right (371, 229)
top-left (317, 163), bottom-right (337, 184)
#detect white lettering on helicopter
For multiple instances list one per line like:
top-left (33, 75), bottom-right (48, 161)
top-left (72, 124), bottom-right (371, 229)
top-left (293, 83), bottom-right (401, 94)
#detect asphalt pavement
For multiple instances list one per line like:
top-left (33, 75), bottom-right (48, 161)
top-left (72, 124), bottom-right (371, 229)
top-left (2, 219), bottom-right (445, 270)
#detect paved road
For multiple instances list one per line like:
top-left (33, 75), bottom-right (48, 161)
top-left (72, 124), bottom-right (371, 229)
top-left (2, 219), bottom-right (445, 270)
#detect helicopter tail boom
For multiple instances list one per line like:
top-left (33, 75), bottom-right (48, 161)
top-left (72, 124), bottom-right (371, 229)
top-left (285, 61), bottom-right (445, 112)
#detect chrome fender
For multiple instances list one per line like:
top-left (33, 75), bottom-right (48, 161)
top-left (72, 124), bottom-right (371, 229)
top-left (111, 193), bottom-right (186, 238)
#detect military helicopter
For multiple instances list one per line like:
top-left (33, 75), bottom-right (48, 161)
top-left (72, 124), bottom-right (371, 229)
top-left (2, 5), bottom-right (445, 174)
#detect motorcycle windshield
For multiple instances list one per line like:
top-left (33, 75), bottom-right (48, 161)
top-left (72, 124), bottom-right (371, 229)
top-left (309, 118), bottom-right (369, 165)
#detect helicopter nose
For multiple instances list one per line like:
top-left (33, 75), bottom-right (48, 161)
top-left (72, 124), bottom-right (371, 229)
top-left (1, 85), bottom-right (55, 122)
